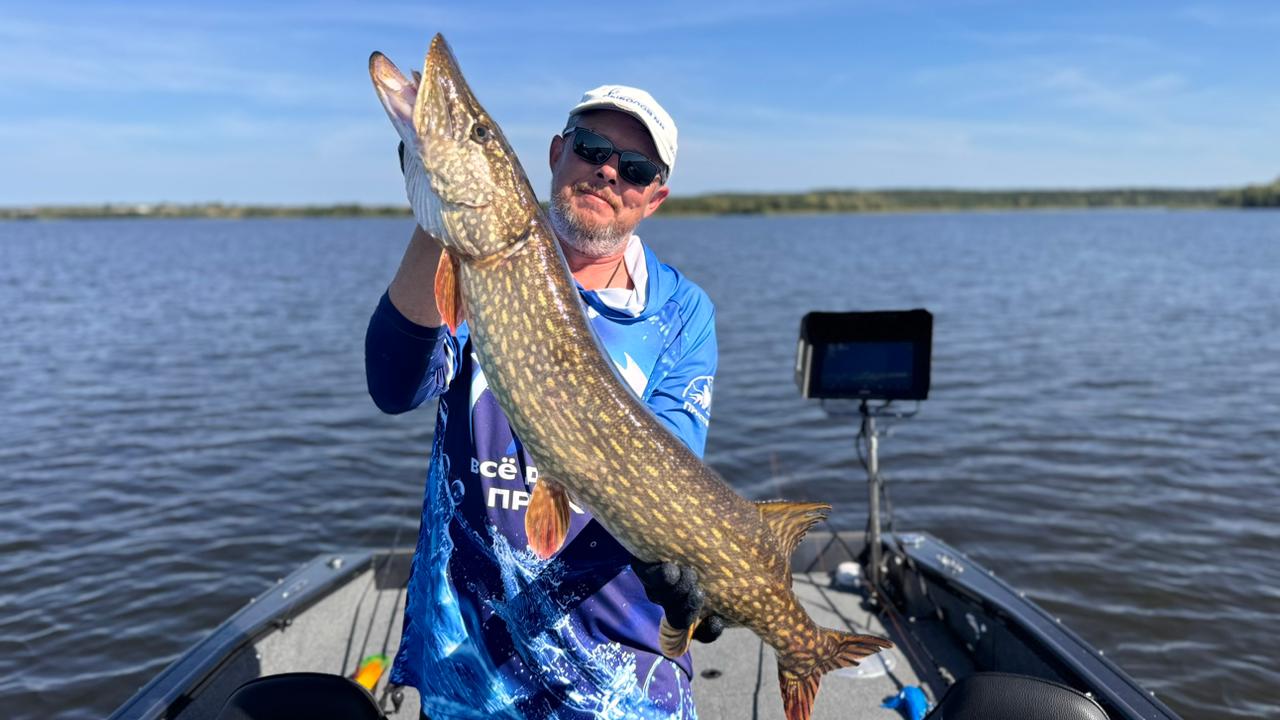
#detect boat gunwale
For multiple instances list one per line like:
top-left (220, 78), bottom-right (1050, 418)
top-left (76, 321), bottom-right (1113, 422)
top-left (106, 549), bottom-right (393, 720)
top-left (887, 532), bottom-right (1181, 720)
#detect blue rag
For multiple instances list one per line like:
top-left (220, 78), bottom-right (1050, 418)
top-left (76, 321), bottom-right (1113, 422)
top-left (882, 685), bottom-right (930, 720)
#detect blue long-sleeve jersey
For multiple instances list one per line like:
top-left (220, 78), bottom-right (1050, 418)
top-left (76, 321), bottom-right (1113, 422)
top-left (365, 237), bottom-right (717, 720)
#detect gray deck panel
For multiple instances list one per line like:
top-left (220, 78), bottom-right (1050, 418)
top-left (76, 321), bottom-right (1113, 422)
top-left (253, 565), bottom-right (416, 717)
top-left (253, 566), bottom-right (407, 679)
top-left (163, 556), bottom-right (923, 720)
top-left (691, 572), bottom-right (926, 720)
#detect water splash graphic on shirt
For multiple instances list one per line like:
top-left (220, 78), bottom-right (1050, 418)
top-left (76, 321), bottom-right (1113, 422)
top-left (486, 531), bottom-right (694, 719)
top-left (392, 399), bottom-right (695, 720)
top-left (392, 399), bottom-right (523, 718)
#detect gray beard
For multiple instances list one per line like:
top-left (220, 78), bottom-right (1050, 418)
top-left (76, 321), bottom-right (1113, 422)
top-left (549, 194), bottom-right (630, 258)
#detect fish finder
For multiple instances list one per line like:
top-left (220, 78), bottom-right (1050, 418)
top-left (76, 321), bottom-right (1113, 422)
top-left (796, 309), bottom-right (933, 593)
top-left (795, 310), bottom-right (933, 401)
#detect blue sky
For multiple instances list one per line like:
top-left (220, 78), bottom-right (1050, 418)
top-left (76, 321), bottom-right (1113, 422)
top-left (3, 0), bottom-right (1278, 205)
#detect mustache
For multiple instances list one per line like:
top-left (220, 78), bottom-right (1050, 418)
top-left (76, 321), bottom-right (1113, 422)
top-left (573, 183), bottom-right (622, 210)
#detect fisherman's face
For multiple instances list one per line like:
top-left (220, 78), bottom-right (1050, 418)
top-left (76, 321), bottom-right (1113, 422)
top-left (548, 110), bottom-right (669, 257)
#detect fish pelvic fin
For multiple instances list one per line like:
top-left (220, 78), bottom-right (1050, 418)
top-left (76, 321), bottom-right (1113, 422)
top-left (434, 250), bottom-right (464, 333)
top-left (756, 500), bottom-right (831, 560)
top-left (778, 629), bottom-right (894, 720)
top-left (524, 477), bottom-right (571, 559)
top-left (658, 614), bottom-right (700, 659)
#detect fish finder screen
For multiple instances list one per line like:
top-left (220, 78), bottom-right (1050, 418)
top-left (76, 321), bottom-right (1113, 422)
top-left (817, 342), bottom-right (916, 397)
top-left (796, 309), bottom-right (931, 400)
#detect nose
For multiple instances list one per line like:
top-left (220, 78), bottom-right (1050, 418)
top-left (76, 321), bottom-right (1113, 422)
top-left (594, 156), bottom-right (621, 185)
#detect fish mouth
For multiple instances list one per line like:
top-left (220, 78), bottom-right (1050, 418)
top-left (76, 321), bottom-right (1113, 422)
top-left (368, 52), bottom-right (418, 151)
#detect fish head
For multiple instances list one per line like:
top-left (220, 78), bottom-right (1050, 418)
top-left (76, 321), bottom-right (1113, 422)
top-left (370, 35), bottom-right (538, 259)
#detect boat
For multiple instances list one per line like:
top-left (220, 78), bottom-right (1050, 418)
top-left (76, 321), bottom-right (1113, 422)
top-left (106, 532), bottom-right (1180, 719)
top-left (109, 310), bottom-right (1183, 719)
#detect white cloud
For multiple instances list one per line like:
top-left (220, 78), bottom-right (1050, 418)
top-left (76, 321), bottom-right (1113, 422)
top-left (1176, 4), bottom-right (1280, 29)
top-left (0, 115), bottom-right (406, 205)
top-left (674, 110), bottom-right (1280, 192)
top-left (3, 0), bottom-right (1276, 203)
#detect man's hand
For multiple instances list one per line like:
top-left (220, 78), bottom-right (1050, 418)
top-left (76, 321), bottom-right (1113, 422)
top-left (630, 559), bottom-right (724, 644)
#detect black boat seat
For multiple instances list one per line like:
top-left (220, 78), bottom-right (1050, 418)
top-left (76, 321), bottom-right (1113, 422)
top-left (215, 672), bottom-right (384, 720)
top-left (923, 672), bottom-right (1109, 720)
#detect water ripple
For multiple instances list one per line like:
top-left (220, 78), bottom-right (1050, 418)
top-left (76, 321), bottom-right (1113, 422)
top-left (0, 213), bottom-right (1276, 719)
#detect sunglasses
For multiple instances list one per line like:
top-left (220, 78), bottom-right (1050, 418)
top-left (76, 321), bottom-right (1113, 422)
top-left (565, 127), bottom-right (666, 186)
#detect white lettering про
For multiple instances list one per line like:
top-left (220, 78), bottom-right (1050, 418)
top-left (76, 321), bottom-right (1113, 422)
top-left (487, 487), bottom-right (510, 509)
top-left (511, 490), bottom-right (531, 511)
top-left (474, 458), bottom-right (593, 515)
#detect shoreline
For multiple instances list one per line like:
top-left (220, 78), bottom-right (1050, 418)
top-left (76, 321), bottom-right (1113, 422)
top-left (3, 183), bottom-right (1277, 220)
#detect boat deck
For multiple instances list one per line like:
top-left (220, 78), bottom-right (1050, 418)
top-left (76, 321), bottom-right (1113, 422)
top-left (277, 569), bottom-right (924, 720)
top-left (125, 536), bottom-right (936, 720)
top-left (161, 563), bottom-right (920, 719)
top-left (691, 571), bottom-right (925, 720)
top-left (115, 533), bottom-right (1182, 720)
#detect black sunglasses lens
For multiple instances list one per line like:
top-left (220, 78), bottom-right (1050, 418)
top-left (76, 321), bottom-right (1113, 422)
top-left (619, 154), bottom-right (660, 185)
top-left (572, 130), bottom-right (614, 165)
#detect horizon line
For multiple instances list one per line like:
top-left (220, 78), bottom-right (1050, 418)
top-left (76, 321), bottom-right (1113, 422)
top-left (6, 180), bottom-right (1278, 212)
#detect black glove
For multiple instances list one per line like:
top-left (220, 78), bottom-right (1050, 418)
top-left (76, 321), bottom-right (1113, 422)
top-left (630, 559), bottom-right (725, 644)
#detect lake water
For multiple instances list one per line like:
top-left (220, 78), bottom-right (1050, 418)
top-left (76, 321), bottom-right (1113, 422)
top-left (0, 211), bottom-right (1276, 719)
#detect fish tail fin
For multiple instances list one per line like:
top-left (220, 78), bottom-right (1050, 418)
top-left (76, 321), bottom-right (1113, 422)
top-left (777, 629), bottom-right (894, 720)
top-left (434, 249), bottom-right (464, 333)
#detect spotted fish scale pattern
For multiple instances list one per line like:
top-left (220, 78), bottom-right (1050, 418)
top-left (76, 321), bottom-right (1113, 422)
top-left (460, 219), bottom-right (819, 657)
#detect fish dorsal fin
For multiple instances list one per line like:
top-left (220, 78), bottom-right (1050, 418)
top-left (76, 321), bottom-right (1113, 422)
top-left (756, 501), bottom-right (831, 559)
top-left (434, 250), bottom-right (464, 333)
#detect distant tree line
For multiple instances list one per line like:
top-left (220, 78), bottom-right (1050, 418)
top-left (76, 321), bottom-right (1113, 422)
top-left (1215, 177), bottom-right (1280, 208)
top-left (657, 184), bottom-right (1280, 215)
top-left (3, 180), bottom-right (1278, 220)
top-left (0, 203), bottom-right (411, 220)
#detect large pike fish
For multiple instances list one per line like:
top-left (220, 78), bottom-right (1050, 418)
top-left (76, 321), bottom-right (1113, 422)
top-left (369, 34), bottom-right (892, 720)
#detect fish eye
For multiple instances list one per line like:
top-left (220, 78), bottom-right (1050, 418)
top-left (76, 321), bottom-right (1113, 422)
top-left (471, 123), bottom-right (492, 143)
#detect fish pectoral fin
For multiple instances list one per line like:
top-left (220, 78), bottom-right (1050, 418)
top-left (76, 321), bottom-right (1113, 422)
top-left (658, 615), bottom-right (699, 659)
top-left (525, 478), bottom-right (571, 559)
top-left (434, 250), bottom-right (464, 333)
top-left (756, 500), bottom-right (831, 561)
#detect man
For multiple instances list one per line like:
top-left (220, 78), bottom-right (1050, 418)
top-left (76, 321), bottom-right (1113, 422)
top-left (365, 85), bottom-right (720, 719)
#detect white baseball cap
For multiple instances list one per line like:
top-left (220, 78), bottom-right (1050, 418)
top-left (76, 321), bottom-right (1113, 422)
top-left (565, 85), bottom-right (678, 179)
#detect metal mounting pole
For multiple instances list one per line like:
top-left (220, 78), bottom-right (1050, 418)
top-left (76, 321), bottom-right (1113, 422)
top-left (861, 400), bottom-right (883, 591)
